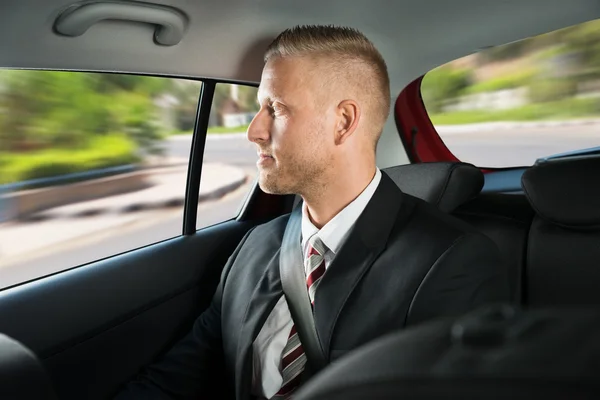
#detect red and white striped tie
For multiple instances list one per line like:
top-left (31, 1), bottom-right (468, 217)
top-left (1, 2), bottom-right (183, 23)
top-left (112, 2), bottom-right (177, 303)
top-left (274, 235), bottom-right (326, 399)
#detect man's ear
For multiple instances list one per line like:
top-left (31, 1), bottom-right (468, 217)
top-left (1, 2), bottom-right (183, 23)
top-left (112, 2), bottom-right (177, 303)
top-left (334, 100), bottom-right (361, 145)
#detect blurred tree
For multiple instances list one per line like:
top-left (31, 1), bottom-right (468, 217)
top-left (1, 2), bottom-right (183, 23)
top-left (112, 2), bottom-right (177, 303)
top-left (207, 84), bottom-right (258, 127)
top-left (108, 91), bottom-right (165, 155)
top-left (237, 85), bottom-right (259, 112)
top-left (560, 19), bottom-right (600, 73)
top-left (169, 80), bottom-right (202, 131)
top-left (0, 71), bottom-right (109, 151)
top-left (479, 41), bottom-right (528, 62)
top-left (421, 67), bottom-right (471, 113)
top-left (208, 84), bottom-right (235, 127)
top-left (213, 84), bottom-right (231, 113)
top-left (0, 71), bottom-right (170, 154)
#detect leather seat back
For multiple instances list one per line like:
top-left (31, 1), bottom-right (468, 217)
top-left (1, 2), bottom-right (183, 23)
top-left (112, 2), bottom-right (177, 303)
top-left (382, 162), bottom-right (484, 213)
top-left (294, 305), bottom-right (600, 400)
top-left (385, 161), bottom-right (530, 304)
top-left (522, 157), bottom-right (600, 306)
top-left (0, 333), bottom-right (57, 399)
top-left (454, 193), bottom-right (534, 304)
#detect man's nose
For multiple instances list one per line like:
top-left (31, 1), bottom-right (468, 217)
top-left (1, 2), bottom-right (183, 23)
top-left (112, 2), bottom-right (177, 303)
top-left (247, 108), bottom-right (270, 144)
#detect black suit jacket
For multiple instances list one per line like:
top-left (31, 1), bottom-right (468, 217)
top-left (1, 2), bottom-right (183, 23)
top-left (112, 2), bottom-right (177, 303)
top-left (115, 173), bottom-right (510, 400)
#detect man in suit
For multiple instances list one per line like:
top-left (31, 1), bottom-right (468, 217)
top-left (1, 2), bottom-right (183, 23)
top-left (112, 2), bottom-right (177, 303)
top-left (115, 25), bottom-right (510, 400)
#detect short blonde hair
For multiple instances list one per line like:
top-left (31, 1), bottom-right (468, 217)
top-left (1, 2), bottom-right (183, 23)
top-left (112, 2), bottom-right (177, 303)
top-left (265, 25), bottom-right (391, 144)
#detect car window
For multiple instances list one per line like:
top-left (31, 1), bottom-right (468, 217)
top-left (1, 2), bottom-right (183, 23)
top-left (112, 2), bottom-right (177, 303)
top-left (421, 18), bottom-right (600, 168)
top-left (195, 83), bottom-right (258, 230)
top-left (0, 71), bottom-right (202, 289)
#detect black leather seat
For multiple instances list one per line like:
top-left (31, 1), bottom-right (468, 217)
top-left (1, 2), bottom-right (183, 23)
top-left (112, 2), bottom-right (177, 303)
top-left (383, 162), bottom-right (529, 303)
top-left (0, 333), bottom-right (57, 399)
top-left (454, 193), bottom-right (534, 304)
top-left (382, 161), bottom-right (484, 213)
top-left (522, 156), bottom-right (600, 306)
top-left (294, 305), bottom-right (600, 400)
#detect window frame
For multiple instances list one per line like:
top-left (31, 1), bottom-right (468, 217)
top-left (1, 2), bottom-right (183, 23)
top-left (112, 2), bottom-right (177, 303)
top-left (395, 75), bottom-right (459, 165)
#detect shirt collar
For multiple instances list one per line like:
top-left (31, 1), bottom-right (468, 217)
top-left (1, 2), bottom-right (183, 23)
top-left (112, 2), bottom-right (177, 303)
top-left (301, 168), bottom-right (382, 258)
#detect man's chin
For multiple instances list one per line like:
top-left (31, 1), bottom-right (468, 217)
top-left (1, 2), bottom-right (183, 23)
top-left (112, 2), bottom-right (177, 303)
top-left (258, 182), bottom-right (284, 195)
top-left (258, 176), bottom-right (292, 195)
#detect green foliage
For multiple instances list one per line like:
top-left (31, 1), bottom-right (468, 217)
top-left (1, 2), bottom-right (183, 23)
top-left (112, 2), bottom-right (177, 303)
top-left (421, 67), bottom-right (471, 112)
top-left (168, 124), bottom-right (250, 136)
top-left (1, 134), bottom-right (138, 185)
top-left (532, 45), bottom-right (571, 62)
top-left (212, 84), bottom-right (231, 115)
top-left (237, 85), bottom-right (259, 112)
top-left (169, 80), bottom-right (203, 131)
top-left (463, 69), bottom-right (537, 94)
top-left (210, 84), bottom-right (259, 126)
top-left (481, 41), bottom-right (527, 62)
top-left (208, 124), bottom-right (250, 134)
top-left (94, 74), bottom-right (173, 96)
top-left (0, 71), bottom-right (169, 154)
top-left (107, 91), bottom-right (166, 155)
top-left (429, 97), bottom-right (600, 125)
top-left (0, 70), bottom-right (185, 183)
top-left (0, 71), bottom-right (106, 150)
top-left (560, 19), bottom-right (600, 69)
top-left (421, 17), bottom-right (600, 129)
top-left (528, 78), bottom-right (578, 103)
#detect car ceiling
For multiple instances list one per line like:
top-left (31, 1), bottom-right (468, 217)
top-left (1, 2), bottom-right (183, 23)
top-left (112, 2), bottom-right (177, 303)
top-left (1, 0), bottom-right (599, 168)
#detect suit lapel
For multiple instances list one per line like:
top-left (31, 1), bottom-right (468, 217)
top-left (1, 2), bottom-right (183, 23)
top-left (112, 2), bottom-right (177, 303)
top-left (314, 173), bottom-right (404, 358)
top-left (235, 248), bottom-right (284, 400)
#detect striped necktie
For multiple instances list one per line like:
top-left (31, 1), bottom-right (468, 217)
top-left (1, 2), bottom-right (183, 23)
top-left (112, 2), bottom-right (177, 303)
top-left (274, 235), bottom-right (327, 399)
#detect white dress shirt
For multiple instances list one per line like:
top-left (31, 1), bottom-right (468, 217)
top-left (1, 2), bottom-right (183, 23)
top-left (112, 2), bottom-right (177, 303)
top-left (251, 168), bottom-right (382, 399)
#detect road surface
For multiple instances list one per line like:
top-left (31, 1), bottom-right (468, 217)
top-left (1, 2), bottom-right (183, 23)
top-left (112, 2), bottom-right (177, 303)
top-left (0, 183), bottom-right (253, 288)
top-left (165, 133), bottom-right (257, 166)
top-left (440, 124), bottom-right (599, 167)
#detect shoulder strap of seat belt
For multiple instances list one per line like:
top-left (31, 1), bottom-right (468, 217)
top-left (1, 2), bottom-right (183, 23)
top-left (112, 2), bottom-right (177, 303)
top-left (279, 207), bottom-right (328, 374)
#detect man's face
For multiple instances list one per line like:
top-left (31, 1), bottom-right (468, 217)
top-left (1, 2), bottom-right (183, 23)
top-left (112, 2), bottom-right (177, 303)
top-left (247, 56), bottom-right (336, 196)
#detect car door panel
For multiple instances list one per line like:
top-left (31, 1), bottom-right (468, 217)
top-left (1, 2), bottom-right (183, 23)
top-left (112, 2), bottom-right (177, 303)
top-left (0, 219), bottom-right (258, 399)
top-left (46, 286), bottom-right (200, 400)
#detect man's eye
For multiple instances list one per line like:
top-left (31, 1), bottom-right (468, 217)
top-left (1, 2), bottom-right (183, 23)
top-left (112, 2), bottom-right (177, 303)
top-left (269, 105), bottom-right (283, 117)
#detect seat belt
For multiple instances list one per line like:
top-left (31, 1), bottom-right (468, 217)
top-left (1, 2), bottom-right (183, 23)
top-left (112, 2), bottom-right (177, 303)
top-left (279, 207), bottom-right (328, 375)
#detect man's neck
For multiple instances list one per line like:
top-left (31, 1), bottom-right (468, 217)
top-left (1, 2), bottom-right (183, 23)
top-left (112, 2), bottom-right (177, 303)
top-left (303, 166), bottom-right (377, 229)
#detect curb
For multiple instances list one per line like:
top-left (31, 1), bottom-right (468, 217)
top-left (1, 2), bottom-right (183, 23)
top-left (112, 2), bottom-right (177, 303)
top-left (16, 173), bottom-right (249, 223)
top-left (0, 174), bottom-right (250, 268)
top-left (1, 170), bottom-right (153, 223)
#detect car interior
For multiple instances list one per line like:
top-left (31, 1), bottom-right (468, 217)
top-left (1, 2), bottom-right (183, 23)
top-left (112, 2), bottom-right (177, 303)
top-left (1, 0), bottom-right (600, 398)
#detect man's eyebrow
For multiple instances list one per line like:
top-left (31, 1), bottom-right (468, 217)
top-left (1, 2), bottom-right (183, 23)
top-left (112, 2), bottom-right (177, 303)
top-left (256, 91), bottom-right (271, 105)
top-left (257, 92), bottom-right (286, 106)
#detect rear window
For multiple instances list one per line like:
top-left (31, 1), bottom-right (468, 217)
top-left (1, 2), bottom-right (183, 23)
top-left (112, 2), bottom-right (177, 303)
top-left (421, 18), bottom-right (600, 168)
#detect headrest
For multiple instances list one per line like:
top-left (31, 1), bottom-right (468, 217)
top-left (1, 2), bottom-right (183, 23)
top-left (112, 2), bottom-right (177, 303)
top-left (383, 162), bottom-right (484, 212)
top-left (0, 334), bottom-right (57, 400)
top-left (522, 157), bottom-right (600, 229)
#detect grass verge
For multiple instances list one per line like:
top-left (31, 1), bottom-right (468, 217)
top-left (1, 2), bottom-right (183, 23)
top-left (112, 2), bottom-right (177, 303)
top-left (429, 97), bottom-right (600, 125)
top-left (1, 134), bottom-right (138, 185)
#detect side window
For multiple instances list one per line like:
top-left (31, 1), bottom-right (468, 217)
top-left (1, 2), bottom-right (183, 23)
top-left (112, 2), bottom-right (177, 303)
top-left (0, 71), bottom-right (201, 289)
top-left (195, 83), bottom-right (258, 230)
top-left (421, 18), bottom-right (600, 167)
